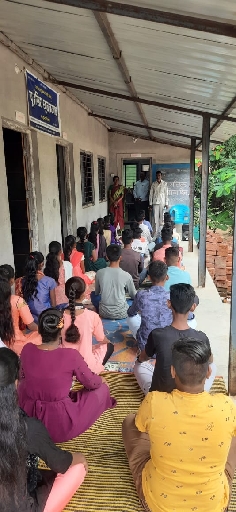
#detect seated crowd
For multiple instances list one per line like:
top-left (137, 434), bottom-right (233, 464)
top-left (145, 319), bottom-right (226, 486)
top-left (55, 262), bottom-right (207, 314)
top-left (0, 211), bottom-right (235, 512)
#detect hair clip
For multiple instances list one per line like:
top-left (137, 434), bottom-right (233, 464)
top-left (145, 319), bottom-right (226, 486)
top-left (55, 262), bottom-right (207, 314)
top-left (30, 255), bottom-right (34, 259)
top-left (57, 319), bottom-right (64, 329)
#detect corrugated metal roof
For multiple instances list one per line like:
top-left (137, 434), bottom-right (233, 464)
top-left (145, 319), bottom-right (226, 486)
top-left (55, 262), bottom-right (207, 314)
top-left (108, 0), bottom-right (236, 24)
top-left (0, 0), bottom-right (236, 147)
top-left (69, 89), bottom-right (144, 125)
top-left (108, 15), bottom-right (236, 113)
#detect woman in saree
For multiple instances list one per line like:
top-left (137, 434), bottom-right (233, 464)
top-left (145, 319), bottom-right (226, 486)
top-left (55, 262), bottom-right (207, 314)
top-left (109, 176), bottom-right (125, 230)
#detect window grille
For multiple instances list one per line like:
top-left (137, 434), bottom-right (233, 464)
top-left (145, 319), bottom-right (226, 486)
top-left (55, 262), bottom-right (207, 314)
top-left (80, 152), bottom-right (94, 206)
top-left (98, 157), bottom-right (106, 201)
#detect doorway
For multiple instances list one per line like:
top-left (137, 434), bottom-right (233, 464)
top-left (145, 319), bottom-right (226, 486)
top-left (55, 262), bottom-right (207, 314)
top-left (3, 128), bottom-right (32, 278)
top-left (123, 158), bottom-right (151, 221)
top-left (56, 144), bottom-right (68, 244)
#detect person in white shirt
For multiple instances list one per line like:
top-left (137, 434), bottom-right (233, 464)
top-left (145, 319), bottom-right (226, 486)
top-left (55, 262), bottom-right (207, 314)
top-left (135, 212), bottom-right (156, 252)
top-left (149, 171), bottom-right (168, 236)
top-left (133, 172), bottom-right (149, 219)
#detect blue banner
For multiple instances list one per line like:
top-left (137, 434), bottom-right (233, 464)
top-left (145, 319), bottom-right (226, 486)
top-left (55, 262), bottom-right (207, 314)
top-left (26, 71), bottom-right (61, 136)
top-left (153, 163), bottom-right (190, 208)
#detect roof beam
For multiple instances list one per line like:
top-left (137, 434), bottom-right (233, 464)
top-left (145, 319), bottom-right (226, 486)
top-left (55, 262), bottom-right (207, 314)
top-left (109, 127), bottom-right (191, 149)
top-left (57, 80), bottom-right (236, 123)
top-left (93, 11), bottom-right (152, 139)
top-left (43, 0), bottom-right (236, 39)
top-left (196, 94), bottom-right (236, 149)
top-left (89, 112), bottom-right (223, 144)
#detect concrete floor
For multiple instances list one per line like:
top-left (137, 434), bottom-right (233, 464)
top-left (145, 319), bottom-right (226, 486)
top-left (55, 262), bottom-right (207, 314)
top-left (183, 242), bottom-right (230, 389)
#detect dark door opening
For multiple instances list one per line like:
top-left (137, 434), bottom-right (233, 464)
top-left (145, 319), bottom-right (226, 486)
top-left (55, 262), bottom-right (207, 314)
top-left (3, 128), bottom-right (31, 278)
top-left (123, 158), bottom-right (151, 221)
top-left (56, 145), bottom-right (67, 244)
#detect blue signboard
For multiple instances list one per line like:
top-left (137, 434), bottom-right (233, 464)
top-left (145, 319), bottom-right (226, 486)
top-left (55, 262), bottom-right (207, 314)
top-left (26, 71), bottom-right (61, 136)
top-left (152, 163), bottom-right (190, 208)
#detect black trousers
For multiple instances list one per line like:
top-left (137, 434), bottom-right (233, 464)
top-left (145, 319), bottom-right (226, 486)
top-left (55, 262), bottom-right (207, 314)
top-left (134, 200), bottom-right (149, 220)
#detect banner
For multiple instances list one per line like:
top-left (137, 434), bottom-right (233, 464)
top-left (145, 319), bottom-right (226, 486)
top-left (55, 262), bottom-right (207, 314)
top-left (152, 163), bottom-right (190, 208)
top-left (26, 71), bottom-right (61, 136)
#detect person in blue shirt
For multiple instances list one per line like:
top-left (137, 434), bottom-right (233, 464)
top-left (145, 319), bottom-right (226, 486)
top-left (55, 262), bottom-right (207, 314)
top-left (127, 260), bottom-right (172, 351)
top-left (133, 172), bottom-right (149, 220)
top-left (139, 209), bottom-right (153, 235)
top-left (164, 246), bottom-right (191, 291)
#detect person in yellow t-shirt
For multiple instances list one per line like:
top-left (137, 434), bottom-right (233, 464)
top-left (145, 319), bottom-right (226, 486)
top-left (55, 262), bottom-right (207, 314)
top-left (122, 338), bottom-right (236, 512)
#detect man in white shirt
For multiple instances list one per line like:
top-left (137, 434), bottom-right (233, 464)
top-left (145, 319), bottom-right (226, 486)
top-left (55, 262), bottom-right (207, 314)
top-left (133, 172), bottom-right (149, 219)
top-left (149, 171), bottom-right (168, 236)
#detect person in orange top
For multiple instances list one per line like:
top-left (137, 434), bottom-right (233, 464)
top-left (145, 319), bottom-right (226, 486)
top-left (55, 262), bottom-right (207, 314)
top-left (153, 224), bottom-right (181, 267)
top-left (123, 337), bottom-right (236, 512)
top-left (0, 265), bottom-right (41, 354)
top-left (63, 235), bottom-right (94, 285)
top-left (62, 277), bottom-right (114, 374)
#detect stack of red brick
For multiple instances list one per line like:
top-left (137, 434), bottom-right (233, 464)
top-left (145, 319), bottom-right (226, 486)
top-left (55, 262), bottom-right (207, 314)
top-left (206, 230), bottom-right (233, 296)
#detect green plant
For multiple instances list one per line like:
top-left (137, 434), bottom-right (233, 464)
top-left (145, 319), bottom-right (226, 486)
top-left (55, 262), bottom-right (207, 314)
top-left (194, 135), bottom-right (236, 232)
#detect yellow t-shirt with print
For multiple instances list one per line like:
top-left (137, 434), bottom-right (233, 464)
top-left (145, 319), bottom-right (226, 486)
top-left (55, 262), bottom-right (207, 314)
top-left (135, 390), bottom-right (236, 512)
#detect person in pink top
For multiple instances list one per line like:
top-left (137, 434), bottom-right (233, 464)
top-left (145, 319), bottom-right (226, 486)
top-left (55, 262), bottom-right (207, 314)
top-left (44, 241), bottom-right (73, 308)
top-left (62, 277), bottom-right (114, 374)
top-left (153, 225), bottom-right (181, 267)
top-left (0, 265), bottom-right (41, 354)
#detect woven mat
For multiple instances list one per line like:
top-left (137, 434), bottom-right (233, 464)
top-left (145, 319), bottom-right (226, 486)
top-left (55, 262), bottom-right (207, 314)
top-left (45, 373), bottom-right (233, 512)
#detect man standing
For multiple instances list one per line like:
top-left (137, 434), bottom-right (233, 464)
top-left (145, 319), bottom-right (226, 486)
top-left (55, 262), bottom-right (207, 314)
top-left (149, 171), bottom-right (168, 236)
top-left (133, 171), bottom-right (149, 219)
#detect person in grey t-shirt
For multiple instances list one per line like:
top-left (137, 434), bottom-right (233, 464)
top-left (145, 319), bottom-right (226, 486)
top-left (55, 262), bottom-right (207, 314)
top-left (91, 245), bottom-right (136, 319)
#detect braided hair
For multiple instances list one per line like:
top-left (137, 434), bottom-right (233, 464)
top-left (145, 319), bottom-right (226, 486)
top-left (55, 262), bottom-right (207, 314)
top-left (44, 241), bottom-right (61, 283)
top-left (76, 227), bottom-right (87, 254)
top-left (22, 252), bottom-right (44, 303)
top-left (88, 222), bottom-right (99, 249)
top-left (38, 308), bottom-right (63, 344)
top-left (64, 277), bottom-right (86, 343)
top-left (0, 278), bottom-right (15, 346)
top-left (64, 235), bottom-right (76, 262)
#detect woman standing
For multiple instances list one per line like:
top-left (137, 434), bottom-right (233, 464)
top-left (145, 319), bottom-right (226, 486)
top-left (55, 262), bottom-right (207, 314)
top-left (22, 252), bottom-right (57, 324)
top-left (0, 266), bottom-right (41, 354)
top-left (77, 227), bottom-right (107, 273)
top-left (18, 308), bottom-right (116, 443)
top-left (62, 277), bottom-right (114, 374)
top-left (0, 348), bottom-right (87, 512)
top-left (44, 241), bottom-right (73, 308)
top-left (109, 176), bottom-right (125, 230)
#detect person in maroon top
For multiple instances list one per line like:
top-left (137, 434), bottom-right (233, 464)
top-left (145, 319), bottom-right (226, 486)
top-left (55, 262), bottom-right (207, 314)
top-left (0, 348), bottom-right (88, 512)
top-left (18, 308), bottom-right (116, 443)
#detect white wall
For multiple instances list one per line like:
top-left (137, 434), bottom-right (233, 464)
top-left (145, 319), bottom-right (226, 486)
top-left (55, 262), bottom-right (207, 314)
top-left (109, 132), bottom-right (201, 186)
top-left (0, 42), bottom-right (109, 264)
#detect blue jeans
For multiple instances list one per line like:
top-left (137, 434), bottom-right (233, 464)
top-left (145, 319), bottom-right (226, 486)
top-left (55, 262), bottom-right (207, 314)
top-left (91, 291), bottom-right (101, 313)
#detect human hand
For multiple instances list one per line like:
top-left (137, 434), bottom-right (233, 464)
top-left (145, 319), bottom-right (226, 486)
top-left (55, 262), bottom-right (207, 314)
top-left (72, 452), bottom-right (88, 472)
top-left (101, 376), bottom-right (109, 387)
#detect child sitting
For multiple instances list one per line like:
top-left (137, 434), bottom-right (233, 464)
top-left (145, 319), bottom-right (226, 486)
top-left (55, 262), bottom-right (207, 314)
top-left (77, 226), bottom-right (107, 273)
top-left (62, 277), bottom-right (114, 374)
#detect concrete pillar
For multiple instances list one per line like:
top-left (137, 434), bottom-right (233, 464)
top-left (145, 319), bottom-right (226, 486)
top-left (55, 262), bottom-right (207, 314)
top-left (228, 185), bottom-right (236, 394)
top-left (198, 115), bottom-right (210, 287)
top-left (188, 137), bottom-right (196, 252)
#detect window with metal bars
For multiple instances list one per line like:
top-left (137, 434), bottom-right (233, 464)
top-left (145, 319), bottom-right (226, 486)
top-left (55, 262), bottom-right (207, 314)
top-left (98, 157), bottom-right (106, 202)
top-left (80, 151), bottom-right (94, 206)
